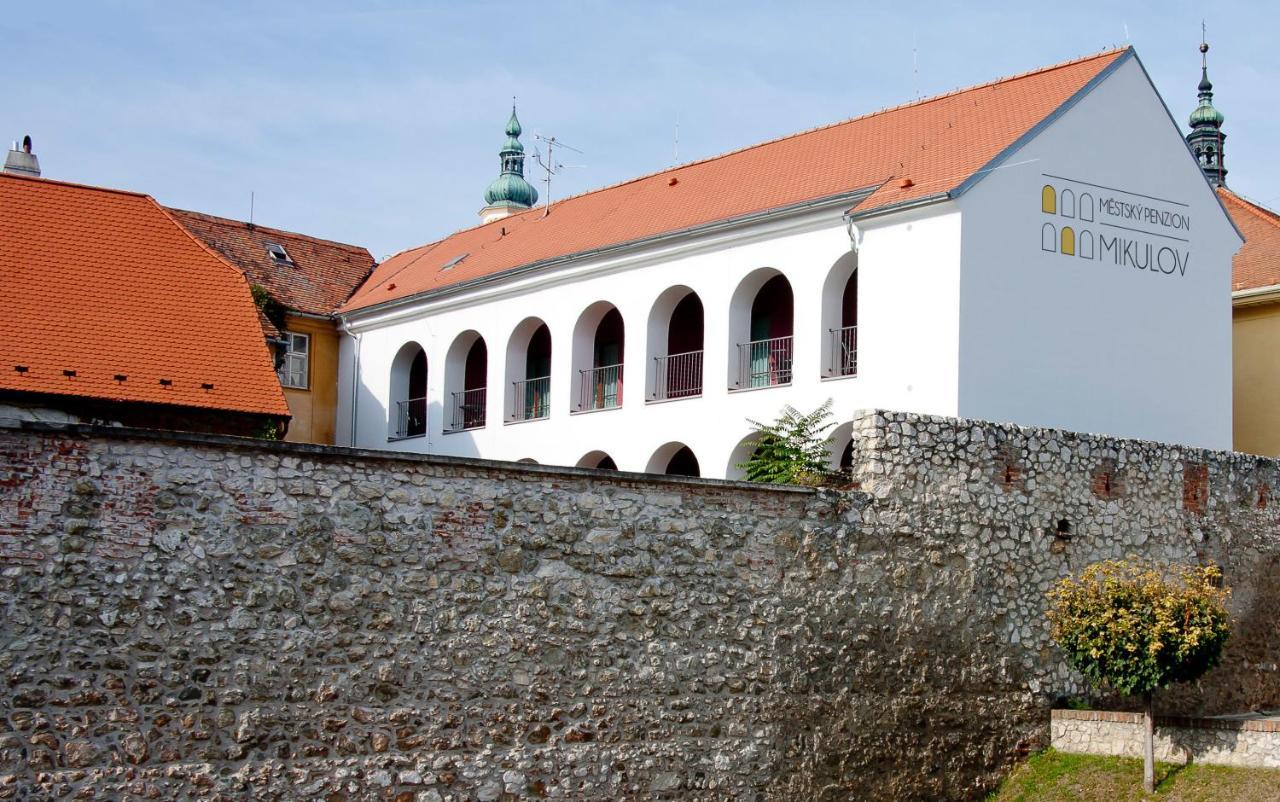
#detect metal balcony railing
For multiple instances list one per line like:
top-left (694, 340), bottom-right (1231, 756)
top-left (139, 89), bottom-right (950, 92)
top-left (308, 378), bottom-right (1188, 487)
top-left (579, 364), bottom-right (623, 411)
top-left (736, 335), bottom-right (793, 388)
top-left (651, 350), bottom-right (703, 401)
top-left (449, 387), bottom-right (487, 431)
top-left (511, 376), bottom-right (550, 421)
top-left (828, 325), bottom-right (858, 377)
top-left (394, 396), bottom-right (427, 439)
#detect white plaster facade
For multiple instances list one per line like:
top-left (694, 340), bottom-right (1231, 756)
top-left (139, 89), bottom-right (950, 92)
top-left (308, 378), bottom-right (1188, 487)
top-left (336, 54), bottom-right (1240, 477)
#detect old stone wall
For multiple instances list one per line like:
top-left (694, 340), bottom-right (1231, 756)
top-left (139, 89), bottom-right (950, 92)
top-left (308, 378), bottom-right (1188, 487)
top-left (0, 410), bottom-right (1277, 801)
top-left (1051, 709), bottom-right (1280, 768)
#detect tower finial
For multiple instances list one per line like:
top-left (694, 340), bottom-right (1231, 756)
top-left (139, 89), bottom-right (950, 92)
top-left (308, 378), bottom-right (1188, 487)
top-left (480, 103), bottom-right (539, 222)
top-left (1186, 27), bottom-right (1227, 186)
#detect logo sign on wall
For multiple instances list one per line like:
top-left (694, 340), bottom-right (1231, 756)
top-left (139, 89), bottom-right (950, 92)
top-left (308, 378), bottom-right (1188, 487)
top-left (1039, 174), bottom-right (1191, 278)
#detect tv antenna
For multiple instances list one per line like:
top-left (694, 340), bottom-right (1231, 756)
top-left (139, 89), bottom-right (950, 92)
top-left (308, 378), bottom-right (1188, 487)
top-left (531, 133), bottom-right (584, 217)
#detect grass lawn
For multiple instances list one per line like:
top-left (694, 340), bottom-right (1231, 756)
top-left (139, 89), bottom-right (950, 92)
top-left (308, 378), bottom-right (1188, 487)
top-left (988, 748), bottom-right (1280, 801)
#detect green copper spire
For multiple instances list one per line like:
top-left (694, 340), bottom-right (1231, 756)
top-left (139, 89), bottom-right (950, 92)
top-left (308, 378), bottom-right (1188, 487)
top-left (1186, 38), bottom-right (1227, 186)
top-left (484, 104), bottom-right (539, 210)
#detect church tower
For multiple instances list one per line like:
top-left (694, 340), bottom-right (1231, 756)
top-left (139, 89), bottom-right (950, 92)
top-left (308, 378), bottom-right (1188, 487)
top-left (1186, 39), bottom-right (1227, 186)
top-left (479, 105), bottom-right (539, 223)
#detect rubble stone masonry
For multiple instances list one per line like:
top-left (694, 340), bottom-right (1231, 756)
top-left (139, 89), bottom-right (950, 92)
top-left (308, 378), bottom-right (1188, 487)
top-left (0, 411), bottom-right (1277, 800)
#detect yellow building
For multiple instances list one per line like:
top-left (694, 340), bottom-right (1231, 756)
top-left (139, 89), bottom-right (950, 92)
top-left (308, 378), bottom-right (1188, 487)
top-left (168, 209), bottom-right (375, 444)
top-left (1224, 190), bottom-right (1280, 455)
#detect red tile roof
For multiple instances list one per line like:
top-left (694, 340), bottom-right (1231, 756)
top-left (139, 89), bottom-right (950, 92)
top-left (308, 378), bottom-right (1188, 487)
top-left (1220, 188), bottom-right (1280, 292)
top-left (342, 48), bottom-right (1128, 313)
top-left (167, 208), bottom-right (375, 317)
top-left (0, 173), bottom-right (291, 417)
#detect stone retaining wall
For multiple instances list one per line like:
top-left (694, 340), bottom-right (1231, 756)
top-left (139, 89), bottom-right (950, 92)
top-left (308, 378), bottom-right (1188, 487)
top-left (1051, 709), bottom-right (1280, 768)
top-left (1, 410), bottom-right (1278, 800)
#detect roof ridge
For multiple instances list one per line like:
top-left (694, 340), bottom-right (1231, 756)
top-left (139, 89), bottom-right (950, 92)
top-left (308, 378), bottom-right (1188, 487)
top-left (501, 47), bottom-right (1130, 213)
top-left (1220, 187), bottom-right (1280, 228)
top-left (166, 206), bottom-right (374, 253)
top-left (0, 170), bottom-right (151, 199)
top-left (369, 47), bottom-right (1129, 261)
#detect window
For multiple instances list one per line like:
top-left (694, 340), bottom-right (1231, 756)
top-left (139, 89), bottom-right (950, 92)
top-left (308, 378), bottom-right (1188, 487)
top-left (278, 332), bottom-right (309, 389)
top-left (265, 242), bottom-right (293, 265)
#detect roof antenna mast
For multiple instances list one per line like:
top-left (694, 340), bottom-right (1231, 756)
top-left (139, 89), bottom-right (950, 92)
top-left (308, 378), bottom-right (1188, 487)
top-left (531, 132), bottom-right (585, 218)
top-left (249, 191), bottom-right (255, 229)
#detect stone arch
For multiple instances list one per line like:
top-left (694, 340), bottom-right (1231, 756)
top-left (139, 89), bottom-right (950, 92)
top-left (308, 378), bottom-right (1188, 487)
top-left (820, 250), bottom-right (858, 377)
top-left (646, 286), bottom-right (704, 400)
top-left (725, 432), bottom-right (763, 481)
top-left (728, 268), bottom-right (794, 389)
top-left (444, 330), bottom-right (487, 431)
top-left (576, 450), bottom-right (618, 470)
top-left (389, 341), bottom-right (427, 438)
top-left (505, 317), bottom-right (552, 421)
top-left (645, 441), bottom-right (701, 477)
top-left (572, 301), bottom-right (625, 411)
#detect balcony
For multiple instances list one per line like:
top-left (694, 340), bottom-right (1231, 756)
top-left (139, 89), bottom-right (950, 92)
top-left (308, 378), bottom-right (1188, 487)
top-left (651, 350), bottom-right (703, 401)
top-left (827, 325), bottom-right (858, 378)
top-left (449, 387), bottom-right (487, 431)
top-left (511, 376), bottom-right (550, 421)
top-left (394, 396), bottom-right (427, 439)
top-left (736, 335), bottom-right (793, 388)
top-left (579, 364), bottom-right (623, 411)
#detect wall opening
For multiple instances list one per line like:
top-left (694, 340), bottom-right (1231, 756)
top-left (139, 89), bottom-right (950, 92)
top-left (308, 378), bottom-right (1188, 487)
top-left (572, 302), bottom-right (625, 412)
top-left (445, 331), bottom-right (487, 432)
top-left (505, 317), bottom-right (552, 422)
top-left (647, 286), bottom-right (704, 401)
top-left (728, 269), bottom-right (793, 389)
top-left (389, 342), bottom-right (427, 439)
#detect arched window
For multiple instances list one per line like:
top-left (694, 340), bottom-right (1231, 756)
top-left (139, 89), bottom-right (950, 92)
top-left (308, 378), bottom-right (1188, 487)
top-left (729, 269), bottom-right (793, 389)
top-left (389, 342), bottom-right (427, 439)
top-left (1060, 226), bottom-right (1076, 257)
top-left (821, 251), bottom-right (858, 378)
top-left (646, 287), bottom-right (704, 401)
top-left (505, 318), bottom-right (552, 421)
top-left (572, 302), bottom-right (625, 411)
top-left (1060, 188), bottom-right (1076, 219)
top-left (444, 331), bottom-right (487, 431)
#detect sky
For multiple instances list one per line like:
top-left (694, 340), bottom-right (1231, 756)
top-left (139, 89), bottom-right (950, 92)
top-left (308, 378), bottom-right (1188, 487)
top-left (4, 1), bottom-right (1277, 260)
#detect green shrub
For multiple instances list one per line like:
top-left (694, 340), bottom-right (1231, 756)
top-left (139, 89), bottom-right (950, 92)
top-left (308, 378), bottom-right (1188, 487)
top-left (739, 400), bottom-right (835, 485)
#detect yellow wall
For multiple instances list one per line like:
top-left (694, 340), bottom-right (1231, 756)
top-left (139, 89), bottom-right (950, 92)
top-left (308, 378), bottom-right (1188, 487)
top-left (1233, 299), bottom-right (1280, 456)
top-left (281, 314), bottom-right (340, 445)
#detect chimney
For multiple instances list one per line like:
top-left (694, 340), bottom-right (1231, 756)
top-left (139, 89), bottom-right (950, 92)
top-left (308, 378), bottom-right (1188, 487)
top-left (3, 135), bottom-right (41, 178)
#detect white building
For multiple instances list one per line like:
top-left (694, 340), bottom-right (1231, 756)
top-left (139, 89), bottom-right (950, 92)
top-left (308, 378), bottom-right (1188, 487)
top-left (336, 48), bottom-right (1241, 478)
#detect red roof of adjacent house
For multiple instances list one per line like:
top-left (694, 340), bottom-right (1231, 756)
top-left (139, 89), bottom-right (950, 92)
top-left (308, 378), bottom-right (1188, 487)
top-left (1220, 187), bottom-right (1280, 292)
top-left (167, 208), bottom-right (375, 318)
top-left (342, 48), bottom-right (1128, 314)
top-left (0, 173), bottom-right (291, 417)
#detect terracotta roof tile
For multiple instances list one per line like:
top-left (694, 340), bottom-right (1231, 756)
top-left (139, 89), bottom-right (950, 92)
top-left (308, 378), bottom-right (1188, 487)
top-left (166, 208), bottom-right (375, 317)
top-left (0, 173), bottom-right (291, 417)
top-left (342, 48), bottom-right (1127, 313)
top-left (1220, 187), bottom-right (1280, 292)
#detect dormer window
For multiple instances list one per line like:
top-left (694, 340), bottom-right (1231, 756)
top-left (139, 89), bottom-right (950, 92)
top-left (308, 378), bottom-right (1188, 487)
top-left (265, 242), bottom-right (293, 265)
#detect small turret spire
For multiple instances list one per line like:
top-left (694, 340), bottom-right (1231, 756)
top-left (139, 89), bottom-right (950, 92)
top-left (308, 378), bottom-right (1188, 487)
top-left (1187, 27), bottom-right (1227, 186)
top-left (480, 102), bottom-right (539, 223)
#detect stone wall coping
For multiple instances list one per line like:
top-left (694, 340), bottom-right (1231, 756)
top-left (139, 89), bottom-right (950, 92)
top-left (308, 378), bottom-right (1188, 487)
top-left (1053, 709), bottom-right (1280, 733)
top-left (0, 417), bottom-right (818, 495)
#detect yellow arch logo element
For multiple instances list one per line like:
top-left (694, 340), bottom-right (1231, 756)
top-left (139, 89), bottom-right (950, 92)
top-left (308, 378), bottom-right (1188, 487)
top-left (1060, 226), bottom-right (1075, 256)
top-left (1041, 184), bottom-right (1056, 215)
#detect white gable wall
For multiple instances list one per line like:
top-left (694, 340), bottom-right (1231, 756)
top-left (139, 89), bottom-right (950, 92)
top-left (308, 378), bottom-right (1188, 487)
top-left (956, 55), bottom-right (1239, 449)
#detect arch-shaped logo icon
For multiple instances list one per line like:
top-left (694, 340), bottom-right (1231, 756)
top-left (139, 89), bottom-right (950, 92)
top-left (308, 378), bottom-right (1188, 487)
top-left (1060, 226), bottom-right (1076, 256)
top-left (1041, 185), bottom-right (1056, 215)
